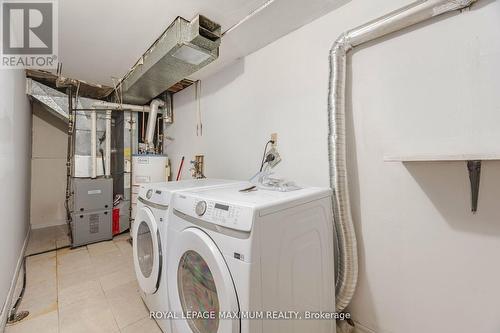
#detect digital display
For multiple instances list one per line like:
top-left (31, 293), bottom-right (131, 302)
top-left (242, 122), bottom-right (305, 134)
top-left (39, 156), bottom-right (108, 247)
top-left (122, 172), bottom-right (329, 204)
top-left (215, 203), bottom-right (229, 211)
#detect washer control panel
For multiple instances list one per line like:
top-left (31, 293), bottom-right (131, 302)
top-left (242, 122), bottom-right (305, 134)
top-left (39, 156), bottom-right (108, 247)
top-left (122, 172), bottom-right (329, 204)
top-left (205, 201), bottom-right (241, 225)
top-left (174, 194), bottom-right (253, 232)
top-left (138, 186), bottom-right (170, 207)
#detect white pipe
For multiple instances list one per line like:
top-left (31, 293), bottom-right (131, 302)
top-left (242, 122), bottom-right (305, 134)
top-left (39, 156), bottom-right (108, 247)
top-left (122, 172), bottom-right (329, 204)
top-left (145, 99), bottom-right (165, 151)
top-left (105, 110), bottom-right (112, 178)
top-left (90, 110), bottom-right (97, 179)
top-left (327, 0), bottom-right (478, 312)
top-left (91, 100), bottom-right (149, 113)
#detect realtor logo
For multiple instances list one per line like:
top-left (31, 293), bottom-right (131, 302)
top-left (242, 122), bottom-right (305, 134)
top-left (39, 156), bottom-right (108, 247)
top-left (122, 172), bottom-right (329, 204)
top-left (1, 0), bottom-right (58, 68)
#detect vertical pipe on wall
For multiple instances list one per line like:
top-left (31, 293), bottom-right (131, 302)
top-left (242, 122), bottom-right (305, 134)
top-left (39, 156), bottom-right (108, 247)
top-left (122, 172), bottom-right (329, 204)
top-left (66, 86), bottom-right (74, 244)
top-left (164, 92), bottom-right (173, 124)
top-left (91, 110), bottom-right (97, 179)
top-left (145, 99), bottom-right (165, 152)
top-left (129, 111), bottom-right (134, 225)
top-left (105, 110), bottom-right (112, 178)
top-left (327, 0), bottom-right (479, 312)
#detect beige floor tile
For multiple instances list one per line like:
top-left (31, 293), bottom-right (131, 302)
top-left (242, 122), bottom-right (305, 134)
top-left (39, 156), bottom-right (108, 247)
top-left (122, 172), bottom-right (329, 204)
top-left (26, 239), bottom-right (56, 256)
top-left (114, 240), bottom-right (133, 258)
top-left (120, 317), bottom-right (162, 333)
top-left (99, 266), bottom-right (136, 293)
top-left (56, 246), bottom-right (90, 263)
top-left (87, 241), bottom-right (119, 257)
top-left (26, 258), bottom-right (56, 275)
top-left (15, 254), bottom-right (57, 320)
top-left (26, 226), bottom-right (70, 256)
top-left (26, 251), bottom-right (56, 264)
top-left (24, 274), bottom-right (57, 295)
top-left (58, 297), bottom-right (119, 333)
top-left (17, 293), bottom-right (58, 319)
top-left (22, 277), bottom-right (57, 307)
top-left (26, 253), bottom-right (56, 284)
top-left (56, 248), bottom-right (99, 291)
top-left (15, 227), bottom-right (147, 333)
top-left (105, 281), bottom-right (149, 329)
top-left (57, 248), bottom-right (92, 275)
top-left (58, 279), bottom-right (105, 307)
top-left (90, 250), bottom-right (130, 278)
top-left (24, 255), bottom-right (57, 301)
top-left (56, 246), bottom-right (85, 256)
top-left (5, 310), bottom-right (58, 333)
top-left (57, 264), bottom-right (100, 292)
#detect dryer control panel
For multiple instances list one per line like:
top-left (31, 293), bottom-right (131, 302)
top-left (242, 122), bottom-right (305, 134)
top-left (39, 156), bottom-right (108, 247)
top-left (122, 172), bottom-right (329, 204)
top-left (174, 195), bottom-right (254, 232)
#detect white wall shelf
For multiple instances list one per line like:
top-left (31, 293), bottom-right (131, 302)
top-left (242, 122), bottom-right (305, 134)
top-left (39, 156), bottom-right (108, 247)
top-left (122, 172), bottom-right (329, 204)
top-left (384, 153), bottom-right (500, 162)
top-left (384, 153), bottom-right (500, 213)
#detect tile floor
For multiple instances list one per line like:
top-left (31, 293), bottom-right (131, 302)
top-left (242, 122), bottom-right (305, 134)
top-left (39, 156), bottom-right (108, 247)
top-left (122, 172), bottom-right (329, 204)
top-left (26, 225), bottom-right (71, 256)
top-left (6, 228), bottom-right (161, 333)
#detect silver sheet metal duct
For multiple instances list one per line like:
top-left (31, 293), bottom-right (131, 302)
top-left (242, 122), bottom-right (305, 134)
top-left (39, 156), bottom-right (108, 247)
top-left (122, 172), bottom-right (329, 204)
top-left (328, 0), bottom-right (478, 312)
top-left (26, 79), bottom-right (148, 178)
top-left (119, 15), bottom-right (221, 105)
top-left (27, 79), bottom-right (109, 178)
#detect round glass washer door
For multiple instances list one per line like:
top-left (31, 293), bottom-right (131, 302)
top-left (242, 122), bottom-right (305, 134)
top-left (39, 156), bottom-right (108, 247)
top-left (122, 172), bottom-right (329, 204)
top-left (168, 227), bottom-right (239, 333)
top-left (132, 207), bottom-right (161, 294)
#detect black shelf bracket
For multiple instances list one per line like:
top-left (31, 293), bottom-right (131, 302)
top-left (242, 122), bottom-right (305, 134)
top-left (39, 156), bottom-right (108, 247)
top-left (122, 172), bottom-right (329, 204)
top-left (467, 160), bottom-right (481, 213)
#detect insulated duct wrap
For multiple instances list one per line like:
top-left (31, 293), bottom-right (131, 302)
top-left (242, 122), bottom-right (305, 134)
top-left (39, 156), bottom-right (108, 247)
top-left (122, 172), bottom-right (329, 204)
top-left (328, 0), bottom-right (478, 312)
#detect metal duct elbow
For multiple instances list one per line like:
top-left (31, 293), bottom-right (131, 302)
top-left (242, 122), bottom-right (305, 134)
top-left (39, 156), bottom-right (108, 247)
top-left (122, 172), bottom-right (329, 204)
top-left (145, 99), bottom-right (165, 151)
top-left (327, 0), bottom-right (478, 313)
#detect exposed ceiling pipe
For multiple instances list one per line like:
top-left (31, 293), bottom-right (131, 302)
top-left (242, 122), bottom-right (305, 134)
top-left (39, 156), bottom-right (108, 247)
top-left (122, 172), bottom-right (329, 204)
top-left (88, 99), bottom-right (163, 179)
top-left (328, 0), bottom-right (478, 312)
top-left (145, 99), bottom-right (165, 152)
top-left (91, 100), bottom-right (150, 113)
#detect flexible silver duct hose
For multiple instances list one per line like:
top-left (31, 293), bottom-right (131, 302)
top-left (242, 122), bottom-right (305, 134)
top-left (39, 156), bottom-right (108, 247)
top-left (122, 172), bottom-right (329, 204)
top-left (145, 99), bottom-right (165, 151)
top-left (327, 0), bottom-right (478, 312)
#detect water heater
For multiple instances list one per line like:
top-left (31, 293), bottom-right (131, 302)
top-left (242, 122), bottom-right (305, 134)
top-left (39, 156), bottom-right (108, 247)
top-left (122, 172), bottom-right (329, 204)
top-left (131, 154), bottom-right (168, 219)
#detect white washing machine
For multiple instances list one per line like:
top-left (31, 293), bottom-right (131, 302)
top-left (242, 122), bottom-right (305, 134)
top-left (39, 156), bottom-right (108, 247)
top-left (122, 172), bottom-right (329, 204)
top-left (132, 179), bottom-right (245, 333)
top-left (166, 182), bottom-right (336, 333)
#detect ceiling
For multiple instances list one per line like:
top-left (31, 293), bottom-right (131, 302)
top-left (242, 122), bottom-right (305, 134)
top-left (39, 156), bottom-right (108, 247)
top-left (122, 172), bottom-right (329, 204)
top-left (58, 0), bottom-right (349, 87)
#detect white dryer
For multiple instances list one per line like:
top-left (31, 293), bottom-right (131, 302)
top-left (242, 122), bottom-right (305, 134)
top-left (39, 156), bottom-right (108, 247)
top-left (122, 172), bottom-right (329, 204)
top-left (166, 182), bottom-right (335, 333)
top-left (132, 179), bottom-right (244, 333)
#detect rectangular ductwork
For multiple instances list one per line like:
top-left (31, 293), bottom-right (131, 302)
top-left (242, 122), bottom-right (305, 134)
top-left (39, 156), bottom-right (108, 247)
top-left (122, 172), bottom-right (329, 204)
top-left (120, 15), bottom-right (221, 105)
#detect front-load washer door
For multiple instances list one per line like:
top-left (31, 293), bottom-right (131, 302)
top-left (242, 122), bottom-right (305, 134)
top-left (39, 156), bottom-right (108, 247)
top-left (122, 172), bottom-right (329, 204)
top-left (132, 207), bottom-right (162, 294)
top-left (168, 227), bottom-right (239, 333)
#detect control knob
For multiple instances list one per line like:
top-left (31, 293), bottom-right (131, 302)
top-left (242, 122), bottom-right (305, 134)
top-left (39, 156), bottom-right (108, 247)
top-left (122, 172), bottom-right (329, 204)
top-left (195, 201), bottom-right (207, 216)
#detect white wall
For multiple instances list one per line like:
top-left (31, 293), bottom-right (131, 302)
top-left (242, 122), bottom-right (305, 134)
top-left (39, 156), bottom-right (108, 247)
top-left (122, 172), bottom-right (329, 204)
top-left (0, 70), bottom-right (31, 324)
top-left (166, 0), bottom-right (500, 332)
top-left (30, 103), bottom-right (67, 228)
